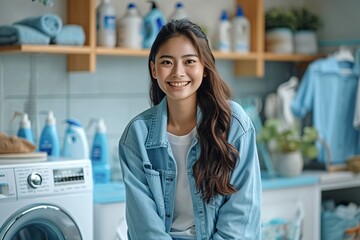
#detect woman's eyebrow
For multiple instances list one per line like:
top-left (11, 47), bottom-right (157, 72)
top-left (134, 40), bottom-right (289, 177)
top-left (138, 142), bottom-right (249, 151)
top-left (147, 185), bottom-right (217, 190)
top-left (158, 54), bottom-right (198, 59)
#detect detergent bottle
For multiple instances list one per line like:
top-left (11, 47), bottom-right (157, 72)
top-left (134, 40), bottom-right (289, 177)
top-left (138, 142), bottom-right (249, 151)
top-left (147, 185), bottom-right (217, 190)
top-left (62, 119), bottom-right (89, 159)
top-left (143, 1), bottom-right (166, 48)
top-left (96, 0), bottom-right (117, 47)
top-left (217, 10), bottom-right (231, 52)
top-left (11, 112), bottom-right (34, 144)
top-left (88, 118), bottom-right (111, 184)
top-left (231, 5), bottom-right (250, 53)
top-left (38, 111), bottom-right (60, 156)
top-left (169, 2), bottom-right (189, 21)
top-left (117, 3), bottom-right (143, 49)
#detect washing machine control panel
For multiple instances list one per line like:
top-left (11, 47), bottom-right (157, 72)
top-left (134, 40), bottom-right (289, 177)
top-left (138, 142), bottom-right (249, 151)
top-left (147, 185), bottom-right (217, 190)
top-left (6, 160), bottom-right (93, 199)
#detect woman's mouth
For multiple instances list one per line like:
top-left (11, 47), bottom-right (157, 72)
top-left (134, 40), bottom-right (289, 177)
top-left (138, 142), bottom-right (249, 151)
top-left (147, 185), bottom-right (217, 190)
top-left (168, 81), bottom-right (190, 87)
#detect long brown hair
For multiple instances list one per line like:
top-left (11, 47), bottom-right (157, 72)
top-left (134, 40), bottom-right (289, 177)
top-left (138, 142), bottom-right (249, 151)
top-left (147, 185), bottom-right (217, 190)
top-left (148, 19), bottom-right (238, 203)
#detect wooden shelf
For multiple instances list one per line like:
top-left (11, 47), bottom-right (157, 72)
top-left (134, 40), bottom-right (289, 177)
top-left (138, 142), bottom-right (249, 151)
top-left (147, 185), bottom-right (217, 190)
top-left (0, 45), bottom-right (91, 54)
top-left (0, 0), bottom-right (324, 76)
top-left (264, 53), bottom-right (324, 62)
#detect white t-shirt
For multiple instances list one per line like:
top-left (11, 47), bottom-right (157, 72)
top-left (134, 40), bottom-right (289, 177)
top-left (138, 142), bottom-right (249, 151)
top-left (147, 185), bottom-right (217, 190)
top-left (167, 128), bottom-right (197, 239)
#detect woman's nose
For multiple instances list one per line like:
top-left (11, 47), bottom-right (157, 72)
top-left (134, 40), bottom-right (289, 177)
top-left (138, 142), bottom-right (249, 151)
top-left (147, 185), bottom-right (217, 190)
top-left (172, 63), bottom-right (185, 78)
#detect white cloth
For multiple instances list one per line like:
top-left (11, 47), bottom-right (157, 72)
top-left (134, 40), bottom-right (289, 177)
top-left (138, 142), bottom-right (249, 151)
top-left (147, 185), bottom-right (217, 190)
top-left (264, 76), bottom-right (299, 128)
top-left (167, 128), bottom-right (197, 239)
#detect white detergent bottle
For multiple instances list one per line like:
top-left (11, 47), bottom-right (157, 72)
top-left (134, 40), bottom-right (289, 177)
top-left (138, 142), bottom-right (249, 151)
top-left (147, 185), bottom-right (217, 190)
top-left (11, 112), bottom-right (34, 144)
top-left (231, 5), bottom-right (250, 53)
top-left (217, 10), bottom-right (231, 52)
top-left (169, 2), bottom-right (189, 21)
top-left (97, 0), bottom-right (117, 47)
top-left (88, 118), bottom-right (111, 184)
top-left (117, 3), bottom-right (143, 49)
top-left (38, 111), bottom-right (60, 157)
top-left (62, 119), bottom-right (89, 159)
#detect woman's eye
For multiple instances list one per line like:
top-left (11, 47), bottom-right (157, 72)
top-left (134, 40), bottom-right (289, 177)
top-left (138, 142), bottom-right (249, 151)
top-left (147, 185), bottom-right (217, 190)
top-left (185, 59), bottom-right (196, 64)
top-left (161, 60), bottom-right (172, 65)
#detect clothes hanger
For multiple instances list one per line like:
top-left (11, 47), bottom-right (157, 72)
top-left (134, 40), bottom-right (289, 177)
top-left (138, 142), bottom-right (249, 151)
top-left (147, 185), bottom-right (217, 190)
top-left (333, 45), bottom-right (355, 62)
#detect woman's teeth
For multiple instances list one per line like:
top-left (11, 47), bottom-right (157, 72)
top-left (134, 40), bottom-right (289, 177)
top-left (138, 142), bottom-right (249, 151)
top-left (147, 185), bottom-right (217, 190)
top-left (168, 82), bottom-right (190, 87)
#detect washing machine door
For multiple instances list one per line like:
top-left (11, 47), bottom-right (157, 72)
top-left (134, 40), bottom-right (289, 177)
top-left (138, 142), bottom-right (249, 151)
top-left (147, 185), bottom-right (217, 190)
top-left (0, 204), bottom-right (82, 240)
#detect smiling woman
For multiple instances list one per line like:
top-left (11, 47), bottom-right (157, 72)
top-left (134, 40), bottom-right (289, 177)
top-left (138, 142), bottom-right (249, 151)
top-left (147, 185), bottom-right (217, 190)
top-left (118, 19), bottom-right (261, 240)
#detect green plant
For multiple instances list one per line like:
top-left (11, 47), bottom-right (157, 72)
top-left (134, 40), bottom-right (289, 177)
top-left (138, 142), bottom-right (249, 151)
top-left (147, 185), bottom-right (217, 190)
top-left (292, 7), bottom-right (322, 31)
top-left (265, 8), bottom-right (297, 31)
top-left (257, 119), bottom-right (318, 159)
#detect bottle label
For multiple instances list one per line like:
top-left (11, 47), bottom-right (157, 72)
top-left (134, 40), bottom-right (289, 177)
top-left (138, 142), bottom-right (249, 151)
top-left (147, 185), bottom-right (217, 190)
top-left (91, 145), bottom-right (102, 162)
top-left (40, 140), bottom-right (52, 155)
top-left (104, 16), bottom-right (116, 30)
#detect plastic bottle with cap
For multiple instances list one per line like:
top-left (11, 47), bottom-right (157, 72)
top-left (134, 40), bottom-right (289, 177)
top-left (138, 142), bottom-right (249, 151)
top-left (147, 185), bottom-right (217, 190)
top-left (88, 118), bottom-right (111, 184)
top-left (217, 10), bottom-right (231, 52)
top-left (11, 112), bottom-right (34, 144)
top-left (169, 2), bottom-right (189, 21)
top-left (231, 5), bottom-right (250, 53)
top-left (143, 1), bottom-right (166, 49)
top-left (96, 0), bottom-right (117, 47)
top-left (38, 111), bottom-right (60, 156)
top-left (117, 3), bottom-right (143, 49)
top-left (62, 119), bottom-right (89, 159)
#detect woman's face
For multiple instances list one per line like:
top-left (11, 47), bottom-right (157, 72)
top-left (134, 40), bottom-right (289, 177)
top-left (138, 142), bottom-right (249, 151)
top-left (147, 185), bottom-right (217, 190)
top-left (150, 35), bottom-right (205, 104)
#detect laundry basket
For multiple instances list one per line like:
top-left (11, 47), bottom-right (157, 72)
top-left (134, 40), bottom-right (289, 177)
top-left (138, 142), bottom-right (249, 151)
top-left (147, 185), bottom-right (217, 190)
top-left (262, 200), bottom-right (304, 240)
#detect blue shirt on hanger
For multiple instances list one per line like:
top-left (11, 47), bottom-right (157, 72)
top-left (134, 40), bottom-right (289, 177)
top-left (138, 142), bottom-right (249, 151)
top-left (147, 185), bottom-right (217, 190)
top-left (291, 57), bottom-right (360, 164)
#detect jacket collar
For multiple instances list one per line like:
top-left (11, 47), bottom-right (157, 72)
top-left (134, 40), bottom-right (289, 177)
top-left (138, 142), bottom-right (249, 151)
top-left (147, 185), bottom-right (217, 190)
top-left (145, 96), bottom-right (201, 149)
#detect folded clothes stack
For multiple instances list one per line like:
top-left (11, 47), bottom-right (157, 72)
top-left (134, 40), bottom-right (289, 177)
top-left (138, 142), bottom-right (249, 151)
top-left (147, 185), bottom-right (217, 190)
top-left (0, 14), bottom-right (85, 46)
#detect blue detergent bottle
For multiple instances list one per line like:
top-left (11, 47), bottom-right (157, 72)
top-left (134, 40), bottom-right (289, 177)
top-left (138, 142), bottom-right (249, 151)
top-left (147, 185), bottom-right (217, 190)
top-left (38, 111), bottom-right (60, 156)
top-left (143, 1), bottom-right (166, 48)
top-left (62, 119), bottom-right (89, 159)
top-left (12, 112), bottom-right (34, 144)
top-left (88, 118), bottom-right (111, 184)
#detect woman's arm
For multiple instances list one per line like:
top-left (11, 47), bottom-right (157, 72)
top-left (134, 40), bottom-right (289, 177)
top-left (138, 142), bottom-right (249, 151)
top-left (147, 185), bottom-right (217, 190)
top-left (212, 127), bottom-right (262, 240)
top-left (119, 143), bottom-right (173, 240)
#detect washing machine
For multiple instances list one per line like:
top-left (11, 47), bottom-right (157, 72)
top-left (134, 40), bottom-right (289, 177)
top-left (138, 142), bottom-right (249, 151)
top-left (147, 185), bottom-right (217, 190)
top-left (0, 158), bottom-right (93, 240)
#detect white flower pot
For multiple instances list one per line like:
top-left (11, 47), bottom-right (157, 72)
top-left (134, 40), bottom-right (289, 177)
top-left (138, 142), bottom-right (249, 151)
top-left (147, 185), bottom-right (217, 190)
top-left (272, 151), bottom-right (303, 177)
top-left (265, 28), bottom-right (294, 54)
top-left (294, 30), bottom-right (318, 54)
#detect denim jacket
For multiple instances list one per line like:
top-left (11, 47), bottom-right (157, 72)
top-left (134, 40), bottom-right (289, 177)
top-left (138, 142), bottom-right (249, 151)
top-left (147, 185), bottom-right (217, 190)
top-left (119, 97), bottom-right (262, 240)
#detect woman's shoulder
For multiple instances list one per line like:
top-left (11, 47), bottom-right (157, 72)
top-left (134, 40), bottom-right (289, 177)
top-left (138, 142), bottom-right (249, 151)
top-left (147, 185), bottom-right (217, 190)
top-left (228, 100), bottom-right (254, 134)
top-left (120, 106), bottom-right (157, 143)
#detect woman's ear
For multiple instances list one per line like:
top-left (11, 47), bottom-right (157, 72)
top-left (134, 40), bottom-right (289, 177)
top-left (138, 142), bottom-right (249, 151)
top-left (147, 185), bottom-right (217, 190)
top-left (150, 61), bottom-right (157, 79)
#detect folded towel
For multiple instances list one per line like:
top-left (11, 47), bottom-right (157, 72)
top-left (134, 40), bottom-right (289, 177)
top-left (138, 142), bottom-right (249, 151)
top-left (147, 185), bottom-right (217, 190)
top-left (51, 25), bottom-right (85, 46)
top-left (0, 25), bottom-right (50, 45)
top-left (15, 14), bottom-right (63, 37)
top-left (0, 133), bottom-right (36, 154)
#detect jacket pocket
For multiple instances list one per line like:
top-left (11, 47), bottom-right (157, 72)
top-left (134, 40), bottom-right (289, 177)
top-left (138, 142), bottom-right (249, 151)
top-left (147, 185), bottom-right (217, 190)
top-left (143, 163), bottom-right (165, 220)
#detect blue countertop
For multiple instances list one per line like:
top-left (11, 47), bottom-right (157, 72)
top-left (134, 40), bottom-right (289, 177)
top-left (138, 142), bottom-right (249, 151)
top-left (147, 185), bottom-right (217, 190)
top-left (261, 172), bottom-right (319, 190)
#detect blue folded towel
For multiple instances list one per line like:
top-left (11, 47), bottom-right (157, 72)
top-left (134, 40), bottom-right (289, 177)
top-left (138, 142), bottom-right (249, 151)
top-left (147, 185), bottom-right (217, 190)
top-left (15, 14), bottom-right (63, 37)
top-left (0, 25), bottom-right (50, 45)
top-left (51, 25), bottom-right (85, 46)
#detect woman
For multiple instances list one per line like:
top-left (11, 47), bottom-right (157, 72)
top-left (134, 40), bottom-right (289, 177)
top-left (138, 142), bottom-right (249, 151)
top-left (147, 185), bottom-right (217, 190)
top-left (119, 19), bottom-right (261, 240)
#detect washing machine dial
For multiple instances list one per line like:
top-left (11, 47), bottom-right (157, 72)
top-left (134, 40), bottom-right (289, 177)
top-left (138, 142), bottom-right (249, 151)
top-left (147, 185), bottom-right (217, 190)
top-left (27, 172), bottom-right (42, 188)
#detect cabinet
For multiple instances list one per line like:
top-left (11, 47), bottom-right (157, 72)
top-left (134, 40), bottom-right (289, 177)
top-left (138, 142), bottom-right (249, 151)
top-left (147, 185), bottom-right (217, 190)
top-left (0, 0), bottom-right (321, 77)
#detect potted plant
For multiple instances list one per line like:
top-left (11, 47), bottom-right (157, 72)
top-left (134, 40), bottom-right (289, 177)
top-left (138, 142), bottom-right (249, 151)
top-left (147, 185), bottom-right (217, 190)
top-left (265, 8), bottom-right (296, 53)
top-left (292, 7), bottom-right (322, 54)
top-left (257, 119), bottom-right (319, 177)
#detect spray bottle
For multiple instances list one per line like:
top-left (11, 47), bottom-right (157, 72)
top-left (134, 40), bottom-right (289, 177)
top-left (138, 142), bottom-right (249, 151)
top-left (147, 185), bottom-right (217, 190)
top-left (11, 112), bottom-right (34, 144)
top-left (88, 118), bottom-right (111, 184)
top-left (62, 119), bottom-right (89, 159)
top-left (38, 111), bottom-right (60, 156)
top-left (143, 1), bottom-right (166, 49)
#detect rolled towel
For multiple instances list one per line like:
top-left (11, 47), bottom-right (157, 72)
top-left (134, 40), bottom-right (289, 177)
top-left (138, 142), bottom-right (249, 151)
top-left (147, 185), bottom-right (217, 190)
top-left (15, 14), bottom-right (63, 37)
top-left (0, 25), bottom-right (50, 45)
top-left (0, 133), bottom-right (36, 154)
top-left (51, 25), bottom-right (85, 46)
